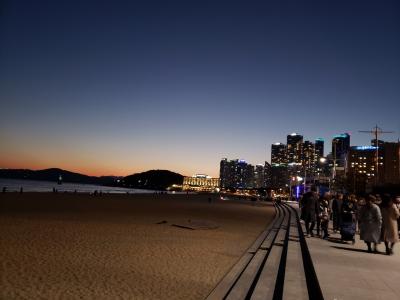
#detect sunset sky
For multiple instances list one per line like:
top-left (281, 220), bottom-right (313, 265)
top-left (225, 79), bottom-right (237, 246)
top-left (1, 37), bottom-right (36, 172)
top-left (1, 0), bottom-right (399, 177)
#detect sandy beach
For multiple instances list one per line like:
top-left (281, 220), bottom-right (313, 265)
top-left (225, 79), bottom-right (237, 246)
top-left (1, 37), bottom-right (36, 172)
top-left (0, 193), bottom-right (275, 300)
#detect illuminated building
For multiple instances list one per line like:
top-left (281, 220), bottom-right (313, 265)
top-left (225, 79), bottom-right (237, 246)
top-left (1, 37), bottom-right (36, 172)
top-left (271, 143), bottom-right (286, 165)
top-left (219, 158), bottom-right (255, 189)
top-left (254, 164), bottom-right (265, 188)
top-left (332, 133), bottom-right (350, 168)
top-left (347, 146), bottom-right (383, 193)
top-left (314, 138), bottom-right (326, 177)
top-left (182, 174), bottom-right (220, 192)
top-left (383, 142), bottom-right (400, 184)
top-left (220, 158), bottom-right (235, 189)
top-left (287, 133), bottom-right (303, 164)
top-left (271, 141), bottom-right (289, 190)
top-left (264, 162), bottom-right (272, 188)
top-left (347, 142), bottom-right (400, 192)
top-left (271, 164), bottom-right (288, 190)
top-left (236, 160), bottom-right (255, 189)
top-left (315, 138), bottom-right (324, 160)
top-left (301, 140), bottom-right (315, 175)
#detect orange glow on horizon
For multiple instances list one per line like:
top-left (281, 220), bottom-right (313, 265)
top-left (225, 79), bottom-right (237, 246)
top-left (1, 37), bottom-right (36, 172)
top-left (0, 161), bottom-right (164, 177)
top-left (0, 159), bottom-right (219, 178)
top-left (0, 139), bottom-right (220, 178)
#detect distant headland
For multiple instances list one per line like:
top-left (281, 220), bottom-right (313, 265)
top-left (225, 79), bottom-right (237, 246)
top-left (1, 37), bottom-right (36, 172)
top-left (0, 168), bottom-right (184, 191)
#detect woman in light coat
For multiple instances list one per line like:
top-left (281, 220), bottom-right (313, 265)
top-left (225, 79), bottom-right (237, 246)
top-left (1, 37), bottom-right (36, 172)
top-left (358, 195), bottom-right (382, 253)
top-left (381, 194), bottom-right (400, 255)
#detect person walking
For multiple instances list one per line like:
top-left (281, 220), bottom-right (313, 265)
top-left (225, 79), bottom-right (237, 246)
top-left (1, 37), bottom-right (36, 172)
top-left (358, 195), bottom-right (382, 253)
top-left (380, 194), bottom-right (400, 255)
top-left (394, 196), bottom-right (400, 238)
top-left (355, 195), bottom-right (366, 234)
top-left (340, 194), bottom-right (357, 244)
top-left (317, 193), bottom-right (330, 239)
top-left (302, 186), bottom-right (319, 237)
top-left (332, 193), bottom-right (344, 232)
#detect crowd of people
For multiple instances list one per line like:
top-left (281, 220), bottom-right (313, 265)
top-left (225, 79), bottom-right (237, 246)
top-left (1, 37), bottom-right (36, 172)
top-left (300, 186), bottom-right (400, 255)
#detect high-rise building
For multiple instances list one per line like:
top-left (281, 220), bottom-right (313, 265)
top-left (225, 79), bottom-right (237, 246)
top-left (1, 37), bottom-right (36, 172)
top-left (347, 146), bottom-right (383, 193)
top-left (315, 138), bottom-right (324, 159)
top-left (219, 158), bottom-right (232, 189)
top-left (264, 161), bottom-right (272, 188)
top-left (254, 164), bottom-right (265, 188)
top-left (302, 140), bottom-right (315, 174)
top-left (219, 158), bottom-right (255, 189)
top-left (271, 164), bottom-right (288, 190)
top-left (271, 143), bottom-right (286, 165)
top-left (383, 142), bottom-right (400, 184)
top-left (332, 133), bottom-right (350, 167)
top-left (347, 142), bottom-right (400, 192)
top-left (239, 160), bottom-right (255, 189)
top-left (314, 138), bottom-right (325, 176)
top-left (271, 142), bottom-right (288, 186)
top-left (287, 133), bottom-right (303, 164)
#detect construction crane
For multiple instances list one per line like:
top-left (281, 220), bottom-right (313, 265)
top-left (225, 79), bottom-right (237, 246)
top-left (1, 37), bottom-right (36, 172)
top-left (359, 125), bottom-right (393, 185)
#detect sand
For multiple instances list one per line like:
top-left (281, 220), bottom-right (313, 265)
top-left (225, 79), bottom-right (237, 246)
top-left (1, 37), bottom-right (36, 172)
top-left (0, 193), bottom-right (275, 300)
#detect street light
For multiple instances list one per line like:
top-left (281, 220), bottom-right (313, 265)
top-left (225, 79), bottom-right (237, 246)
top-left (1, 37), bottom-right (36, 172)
top-left (289, 176), bottom-right (302, 200)
top-left (332, 140), bottom-right (338, 185)
top-left (317, 157), bottom-right (330, 191)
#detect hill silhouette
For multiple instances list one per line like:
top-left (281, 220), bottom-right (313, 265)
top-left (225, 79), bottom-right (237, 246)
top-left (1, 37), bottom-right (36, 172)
top-left (123, 170), bottom-right (184, 190)
top-left (0, 168), bottom-right (184, 190)
top-left (0, 168), bottom-right (119, 186)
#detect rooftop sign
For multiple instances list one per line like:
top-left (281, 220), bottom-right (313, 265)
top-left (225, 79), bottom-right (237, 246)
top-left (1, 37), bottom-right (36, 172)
top-left (333, 133), bottom-right (349, 139)
top-left (353, 146), bottom-right (378, 151)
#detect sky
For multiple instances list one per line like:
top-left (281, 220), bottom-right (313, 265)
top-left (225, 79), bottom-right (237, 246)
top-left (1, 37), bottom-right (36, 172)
top-left (1, 0), bottom-right (399, 177)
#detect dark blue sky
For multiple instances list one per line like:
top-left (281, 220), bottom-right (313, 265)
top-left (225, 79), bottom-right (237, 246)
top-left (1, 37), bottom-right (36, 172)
top-left (1, 0), bottom-right (399, 176)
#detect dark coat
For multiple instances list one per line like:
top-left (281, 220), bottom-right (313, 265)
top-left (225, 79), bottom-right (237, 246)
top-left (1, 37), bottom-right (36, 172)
top-left (332, 197), bottom-right (343, 229)
top-left (302, 192), bottom-right (319, 222)
top-left (341, 200), bottom-right (357, 223)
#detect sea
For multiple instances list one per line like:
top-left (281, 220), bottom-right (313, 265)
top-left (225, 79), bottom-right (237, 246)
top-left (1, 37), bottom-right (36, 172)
top-left (0, 178), bottom-right (156, 194)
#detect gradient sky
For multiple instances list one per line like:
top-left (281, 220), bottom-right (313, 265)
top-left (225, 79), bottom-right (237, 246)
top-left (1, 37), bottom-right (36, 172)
top-left (1, 0), bottom-right (399, 177)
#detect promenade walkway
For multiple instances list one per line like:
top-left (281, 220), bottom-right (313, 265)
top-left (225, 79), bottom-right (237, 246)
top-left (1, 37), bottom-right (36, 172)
top-left (292, 202), bottom-right (400, 300)
top-left (206, 200), bottom-right (400, 300)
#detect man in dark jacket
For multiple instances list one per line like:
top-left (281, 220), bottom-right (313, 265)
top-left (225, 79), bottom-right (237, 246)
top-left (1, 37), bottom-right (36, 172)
top-left (332, 193), bottom-right (344, 232)
top-left (301, 186), bottom-right (319, 237)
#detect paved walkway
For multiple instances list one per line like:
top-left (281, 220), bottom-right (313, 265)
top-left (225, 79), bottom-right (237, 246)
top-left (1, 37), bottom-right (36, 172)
top-left (296, 203), bottom-right (400, 300)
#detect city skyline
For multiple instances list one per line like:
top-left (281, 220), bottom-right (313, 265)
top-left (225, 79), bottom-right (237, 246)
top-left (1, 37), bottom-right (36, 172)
top-left (1, 1), bottom-right (399, 177)
top-left (1, 129), bottom-right (398, 178)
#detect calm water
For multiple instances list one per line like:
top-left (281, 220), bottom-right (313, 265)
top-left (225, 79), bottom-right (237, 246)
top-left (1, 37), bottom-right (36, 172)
top-left (0, 178), bottom-right (156, 194)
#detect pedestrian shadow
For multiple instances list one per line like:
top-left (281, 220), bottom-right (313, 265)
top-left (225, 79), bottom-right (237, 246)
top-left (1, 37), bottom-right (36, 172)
top-left (326, 237), bottom-right (348, 244)
top-left (331, 246), bottom-right (368, 253)
top-left (331, 246), bottom-right (387, 255)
